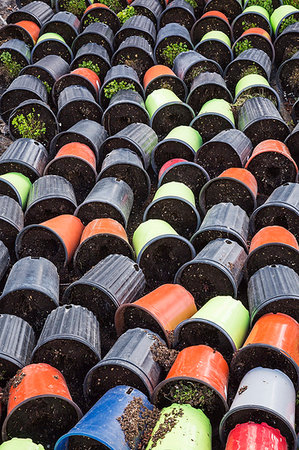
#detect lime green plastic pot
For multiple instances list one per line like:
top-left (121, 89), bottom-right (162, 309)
top-left (200, 31), bottom-right (231, 47)
top-left (133, 219), bottom-right (179, 258)
top-left (270, 5), bottom-right (299, 34)
top-left (243, 5), bottom-right (270, 20)
top-left (0, 172), bottom-right (32, 208)
top-left (0, 438), bottom-right (45, 450)
top-left (166, 126), bottom-right (203, 152)
top-left (145, 89), bottom-right (181, 118)
top-left (199, 99), bottom-right (235, 124)
top-left (153, 182), bottom-right (196, 206)
top-left (235, 74), bottom-right (270, 96)
top-left (37, 32), bottom-right (66, 44)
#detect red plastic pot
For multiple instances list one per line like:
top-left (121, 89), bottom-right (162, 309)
top-left (115, 283), bottom-right (197, 347)
top-left (225, 422), bottom-right (288, 449)
top-left (52, 67), bottom-right (101, 104)
top-left (85, 3), bottom-right (109, 12)
top-left (242, 26), bottom-right (271, 40)
top-left (201, 10), bottom-right (230, 22)
top-left (16, 20), bottom-right (40, 44)
top-left (159, 158), bottom-right (187, 179)
top-left (52, 142), bottom-right (96, 170)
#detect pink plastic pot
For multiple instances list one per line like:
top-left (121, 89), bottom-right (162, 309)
top-left (225, 422), bottom-right (287, 449)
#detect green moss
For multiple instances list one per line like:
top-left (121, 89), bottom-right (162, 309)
top-left (283, 0), bottom-right (299, 7)
top-left (37, 75), bottom-right (52, 94)
top-left (104, 79), bottom-right (136, 99)
top-left (185, 0), bottom-right (198, 7)
top-left (246, 0), bottom-right (273, 15)
top-left (160, 42), bottom-right (189, 66)
top-left (0, 51), bottom-right (23, 79)
top-left (61, 0), bottom-right (87, 17)
top-left (234, 38), bottom-right (254, 55)
top-left (78, 60), bottom-right (100, 76)
top-left (241, 21), bottom-right (259, 31)
top-left (99, 0), bottom-right (123, 13)
top-left (241, 64), bottom-right (264, 77)
top-left (279, 15), bottom-right (298, 33)
top-left (117, 6), bottom-right (136, 24)
top-left (12, 110), bottom-right (47, 139)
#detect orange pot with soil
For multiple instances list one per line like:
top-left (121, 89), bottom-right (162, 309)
top-left (242, 27), bottom-right (271, 40)
top-left (143, 65), bottom-right (187, 101)
top-left (54, 142), bottom-right (97, 169)
top-left (115, 284), bottom-right (197, 347)
top-left (71, 68), bottom-right (101, 94)
top-left (16, 21), bottom-right (40, 44)
top-left (201, 11), bottom-right (230, 22)
top-left (84, 3), bottom-right (109, 12)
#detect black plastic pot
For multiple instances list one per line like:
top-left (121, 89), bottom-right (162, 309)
top-left (75, 177), bottom-right (134, 227)
top-left (80, 4), bottom-right (120, 34)
top-left (285, 122), bottom-right (299, 165)
top-left (238, 97), bottom-right (290, 147)
top-left (0, 138), bottom-right (48, 183)
top-left (57, 85), bottom-right (103, 131)
top-left (248, 264), bottom-right (299, 324)
top-left (100, 122), bottom-right (158, 170)
top-left (6, 1), bottom-right (54, 28)
top-left (0, 256), bottom-right (59, 333)
top-left (195, 129), bottom-right (252, 179)
top-left (187, 72), bottom-right (232, 115)
top-left (195, 33), bottom-right (233, 70)
top-left (0, 241), bottom-right (10, 284)
top-left (0, 195), bottom-right (24, 253)
top-left (63, 254), bottom-right (146, 354)
top-left (250, 182), bottom-right (299, 240)
top-left (274, 22), bottom-right (299, 66)
top-left (172, 49), bottom-right (223, 88)
top-left (277, 51), bottom-right (299, 97)
top-left (16, 0), bottom-right (54, 6)
top-left (159, 0), bottom-right (196, 31)
top-left (0, 75), bottom-right (48, 124)
top-left (191, 202), bottom-right (249, 253)
top-left (114, 15), bottom-right (156, 49)
top-left (53, 71), bottom-right (100, 107)
top-left (0, 23), bottom-right (38, 49)
top-left (40, 12), bottom-right (80, 47)
top-left (0, 314), bottom-right (35, 387)
top-left (131, 0), bottom-right (163, 27)
top-left (191, 13), bottom-right (232, 45)
top-left (55, 0), bottom-right (91, 19)
top-left (203, 0), bottom-right (242, 22)
top-left (31, 304), bottom-right (101, 408)
top-left (24, 175), bottom-right (77, 225)
top-left (31, 33), bottom-right (73, 65)
top-left (0, 39), bottom-right (31, 85)
top-left (175, 238), bottom-right (247, 307)
top-left (97, 148), bottom-right (151, 204)
top-left (112, 35), bottom-right (155, 79)
top-left (233, 31), bottom-right (274, 63)
top-left (224, 48), bottom-right (271, 93)
top-left (84, 328), bottom-right (165, 405)
top-left (232, 10), bottom-right (271, 41)
top-left (154, 23), bottom-right (193, 67)
top-left (144, 67), bottom-right (187, 102)
top-left (50, 119), bottom-right (108, 164)
top-left (70, 42), bottom-right (111, 85)
top-left (71, 22), bottom-right (114, 58)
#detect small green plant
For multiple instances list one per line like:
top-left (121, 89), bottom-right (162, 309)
top-left (167, 381), bottom-right (215, 410)
top-left (241, 64), bottom-right (264, 77)
top-left (78, 60), bottom-right (100, 76)
top-left (99, 0), bottom-right (123, 13)
top-left (11, 109), bottom-right (47, 139)
top-left (61, 0), bottom-right (87, 17)
top-left (235, 38), bottom-right (254, 56)
top-left (246, 0), bottom-right (273, 15)
top-left (160, 42), bottom-right (189, 66)
top-left (104, 79), bottom-right (136, 99)
top-left (117, 6), bottom-right (136, 24)
top-left (242, 20), bottom-right (258, 31)
top-left (83, 15), bottom-right (103, 26)
top-left (279, 15), bottom-right (298, 33)
top-left (185, 0), bottom-right (198, 7)
top-left (283, 0), bottom-right (299, 7)
top-left (0, 51), bottom-right (23, 79)
top-left (37, 75), bottom-right (52, 94)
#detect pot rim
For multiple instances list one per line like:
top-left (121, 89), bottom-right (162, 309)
top-left (0, 177), bottom-right (23, 207)
top-left (250, 295), bottom-right (299, 326)
top-left (191, 224), bottom-right (248, 252)
top-left (145, 74), bottom-right (187, 101)
top-left (234, 84), bottom-right (280, 109)
top-left (158, 160), bottom-right (209, 188)
top-left (246, 242), bottom-right (299, 276)
top-left (44, 154), bottom-right (97, 179)
top-left (151, 138), bottom-right (196, 174)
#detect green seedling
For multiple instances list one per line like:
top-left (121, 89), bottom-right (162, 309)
top-left (279, 15), bottom-right (298, 33)
top-left (246, 0), bottom-right (273, 15)
top-left (117, 6), bottom-right (136, 24)
top-left (78, 60), bottom-right (101, 76)
top-left (104, 79), bottom-right (136, 99)
top-left (0, 51), bottom-right (23, 78)
top-left (12, 109), bottom-right (47, 139)
top-left (160, 42), bottom-right (189, 66)
top-left (99, 0), bottom-right (123, 13)
top-left (61, 0), bottom-right (87, 17)
top-left (234, 38), bottom-right (254, 55)
top-left (242, 21), bottom-right (258, 31)
top-left (185, 0), bottom-right (198, 7)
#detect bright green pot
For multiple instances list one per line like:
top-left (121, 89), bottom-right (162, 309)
top-left (243, 5), bottom-right (270, 20)
top-left (145, 88), bottom-right (181, 118)
top-left (270, 5), bottom-right (299, 34)
top-left (200, 30), bottom-right (231, 47)
top-left (235, 74), bottom-right (270, 96)
top-left (37, 32), bottom-right (66, 44)
top-left (133, 219), bottom-right (179, 258)
top-left (199, 98), bottom-right (235, 124)
top-left (166, 126), bottom-right (203, 152)
top-left (0, 172), bottom-right (32, 208)
top-left (153, 181), bottom-right (196, 206)
top-left (0, 438), bottom-right (45, 450)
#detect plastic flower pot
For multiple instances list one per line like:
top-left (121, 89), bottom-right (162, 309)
top-left (219, 367), bottom-right (297, 449)
top-left (154, 23), bottom-right (193, 67)
top-left (277, 51), bottom-right (299, 96)
top-left (44, 142), bottom-right (97, 204)
top-left (232, 6), bottom-right (271, 40)
top-left (234, 73), bottom-right (280, 109)
top-left (187, 71), bottom-right (232, 115)
top-left (63, 254), bottom-right (146, 354)
top-left (70, 42), bottom-right (111, 85)
top-left (245, 139), bottom-right (298, 195)
top-left (112, 35), bottom-right (155, 79)
top-left (114, 16), bottom-right (156, 53)
top-left (0, 39), bottom-right (31, 84)
top-left (81, 3), bottom-right (120, 34)
top-left (100, 122), bottom-right (158, 170)
top-left (97, 148), bottom-right (151, 203)
top-left (247, 225), bottom-right (299, 277)
top-left (159, 0), bottom-right (196, 31)
top-left (238, 97), bottom-right (290, 147)
top-left (191, 11), bottom-right (231, 45)
top-left (153, 345), bottom-right (229, 428)
top-left (115, 284), bottom-right (197, 347)
top-left (285, 122), bottom-right (299, 166)
top-left (0, 256), bottom-right (59, 332)
top-left (233, 27), bottom-right (274, 62)
top-left (0, 173), bottom-right (31, 209)
top-left (24, 175), bottom-right (77, 225)
top-left (172, 49), bottom-right (223, 89)
top-left (133, 219), bottom-right (196, 289)
top-left (2, 363), bottom-right (82, 447)
top-left (274, 21), bottom-right (299, 65)
top-left (0, 21), bottom-right (40, 49)
top-left (75, 177), bottom-right (133, 227)
top-left (0, 138), bottom-right (48, 183)
top-left (143, 181), bottom-right (201, 239)
top-left (158, 159), bottom-right (209, 200)
top-left (175, 238), bottom-right (247, 306)
top-left (40, 12), bottom-right (80, 47)
top-left (143, 65), bottom-right (187, 101)
top-left (53, 68), bottom-right (101, 106)
top-left (0, 241), bottom-right (9, 284)
top-left (55, 0), bottom-right (92, 19)
top-left (102, 89), bottom-right (150, 135)
top-left (0, 314), bottom-right (35, 387)
top-left (271, 5), bottom-right (299, 37)
top-left (199, 167), bottom-right (257, 215)
top-left (174, 296), bottom-right (249, 362)
top-left (195, 30), bottom-right (232, 69)
top-left (145, 88), bottom-right (195, 139)
top-left (0, 196), bottom-right (24, 253)
top-left (73, 217), bottom-right (134, 274)
top-left (130, 0), bottom-right (163, 27)
top-left (190, 98), bottom-right (235, 143)
top-left (6, 1), bottom-right (54, 28)
top-left (248, 264), bottom-right (299, 325)
top-left (31, 32), bottom-right (73, 65)
top-left (203, 0), bottom-right (242, 22)
top-left (57, 85), bottom-right (103, 131)
top-left (71, 22), bottom-right (114, 58)
top-left (15, 214), bottom-right (84, 269)
top-left (55, 385), bottom-right (153, 449)
top-left (151, 125), bottom-right (202, 174)
top-left (250, 182), bottom-right (299, 240)
top-left (146, 403), bottom-right (212, 449)
top-left (0, 438), bottom-right (45, 449)
top-left (225, 422), bottom-right (288, 450)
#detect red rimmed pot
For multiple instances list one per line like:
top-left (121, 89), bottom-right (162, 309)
top-left (115, 283), bottom-right (196, 347)
top-left (225, 422), bottom-right (288, 449)
top-left (274, 21), bottom-right (299, 66)
top-left (73, 217), bottom-right (134, 274)
top-left (0, 39), bottom-right (31, 86)
top-left (154, 23), bottom-right (193, 68)
top-left (233, 27), bottom-right (274, 63)
top-left (277, 50), bottom-right (299, 97)
top-left (40, 11), bottom-right (80, 47)
top-left (203, 0), bottom-right (242, 22)
top-left (114, 15), bottom-right (157, 49)
top-left (31, 32), bottom-right (73, 65)
top-left (6, 1), bottom-right (54, 28)
top-left (195, 30), bottom-right (233, 70)
top-left (0, 21), bottom-right (40, 49)
top-left (231, 6), bottom-right (272, 41)
top-left (2, 363), bottom-right (82, 447)
top-left (52, 67), bottom-right (101, 104)
top-left (152, 345), bottom-right (229, 429)
top-left (143, 64), bottom-right (187, 101)
top-left (15, 214), bottom-right (84, 270)
top-left (70, 42), bottom-right (111, 85)
top-left (0, 196), bottom-right (24, 254)
top-left (71, 22), bottom-right (114, 58)
top-left (55, 0), bottom-right (92, 19)
top-left (159, 0), bottom-right (196, 31)
top-left (81, 3), bottom-right (120, 34)
top-left (285, 122), bottom-right (299, 166)
top-left (130, 0), bottom-right (163, 27)
top-left (191, 10), bottom-right (231, 45)
top-left (245, 139), bottom-right (298, 196)
top-left (246, 225), bottom-right (299, 277)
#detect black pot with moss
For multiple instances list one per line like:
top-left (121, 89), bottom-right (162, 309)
top-left (154, 23), bottom-right (193, 67)
top-left (70, 42), bottom-right (111, 84)
top-left (72, 22), bottom-right (114, 57)
top-left (114, 15), bottom-right (156, 48)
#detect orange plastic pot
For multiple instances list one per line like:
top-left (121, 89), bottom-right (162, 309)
top-left (242, 27), bottom-right (271, 40)
top-left (71, 68), bottom-right (101, 94)
top-left (144, 65), bottom-right (175, 89)
top-left (16, 21), bottom-right (40, 44)
top-left (231, 313), bottom-right (299, 388)
top-left (2, 363), bottom-right (82, 445)
top-left (74, 218), bottom-right (134, 274)
top-left (115, 284), bottom-right (197, 347)
top-left (84, 3), bottom-right (110, 12)
top-left (201, 11), bottom-right (230, 23)
top-left (55, 143), bottom-right (97, 170)
top-left (143, 65), bottom-right (187, 101)
top-left (153, 345), bottom-right (229, 427)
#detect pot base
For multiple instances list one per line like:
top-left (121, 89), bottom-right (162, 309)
top-left (246, 243), bottom-right (299, 278)
top-left (151, 102), bottom-right (195, 139)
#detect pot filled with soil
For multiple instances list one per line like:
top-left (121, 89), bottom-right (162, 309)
top-left (195, 30), bottom-right (233, 69)
top-left (274, 21), bottom-right (299, 65)
top-left (6, 1), bottom-right (54, 28)
top-left (0, 173), bottom-right (32, 210)
top-left (232, 6), bottom-right (271, 40)
top-left (112, 35), bottom-right (154, 79)
top-left (0, 39), bottom-right (31, 86)
top-left (159, 0), bottom-right (196, 30)
top-left (53, 68), bottom-right (101, 105)
top-left (71, 22), bottom-right (114, 57)
top-left (154, 23), bottom-right (193, 67)
top-left (225, 422), bottom-right (288, 450)
top-left (73, 217), bottom-right (134, 274)
top-left (285, 123), bottom-right (299, 165)
top-left (115, 284), bottom-right (197, 347)
top-left (143, 65), bottom-right (187, 101)
top-left (233, 27), bottom-right (274, 62)
top-left (130, 0), bottom-right (163, 27)
top-left (277, 51), bottom-right (299, 97)
top-left (191, 10), bottom-right (231, 45)
top-left (0, 21), bottom-right (40, 49)
top-left (40, 11), bottom-right (80, 47)
top-left (70, 42), bottom-right (110, 85)
top-left (0, 196), bottom-right (24, 253)
top-left (174, 238), bottom-right (247, 307)
top-left (31, 33), bottom-right (73, 64)
top-left (114, 15), bottom-right (156, 49)
top-left (55, 0), bottom-right (92, 19)
top-left (270, 4), bottom-right (299, 37)
top-left (203, 0), bottom-right (242, 22)
top-left (81, 3), bottom-right (120, 34)
top-left (234, 74), bottom-right (280, 110)
top-left (133, 219), bottom-right (196, 289)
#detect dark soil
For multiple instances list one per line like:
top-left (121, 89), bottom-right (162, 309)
top-left (151, 103), bottom-right (194, 140)
top-left (195, 142), bottom-right (244, 178)
top-left (32, 40), bottom-right (72, 65)
top-left (25, 197), bottom-right (77, 226)
top-left (145, 76), bottom-right (186, 101)
top-left (188, 83), bottom-right (232, 115)
top-left (153, 141), bottom-right (195, 173)
top-left (103, 102), bottom-right (149, 136)
top-left (113, 46), bottom-right (154, 80)
top-left (68, 435), bottom-right (107, 449)
top-left (192, 17), bottom-right (231, 45)
top-left (191, 113), bottom-right (234, 143)
top-left (58, 100), bottom-right (102, 131)
top-left (196, 40), bottom-right (232, 70)
top-left (160, 7), bottom-right (195, 30)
